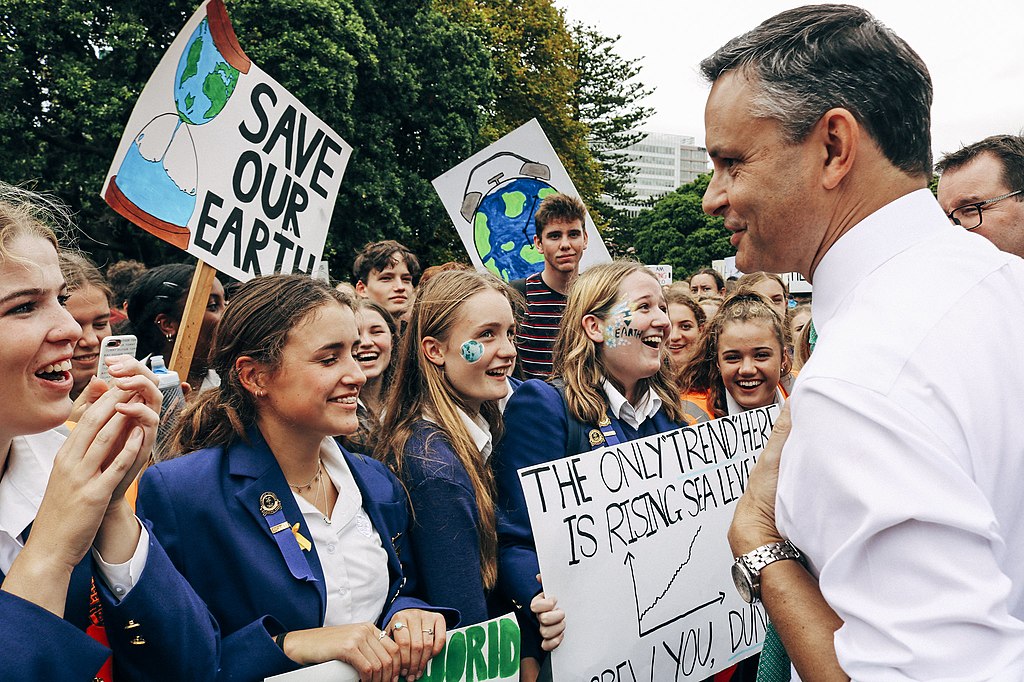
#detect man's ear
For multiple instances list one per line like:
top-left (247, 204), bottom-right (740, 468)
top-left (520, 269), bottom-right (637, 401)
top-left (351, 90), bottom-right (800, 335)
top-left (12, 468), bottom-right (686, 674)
top-left (581, 314), bottom-right (605, 344)
top-left (354, 280), bottom-right (367, 297)
top-left (235, 356), bottom-right (266, 397)
top-left (818, 107), bottom-right (859, 190)
top-left (421, 336), bottom-right (446, 367)
top-left (154, 312), bottom-right (178, 337)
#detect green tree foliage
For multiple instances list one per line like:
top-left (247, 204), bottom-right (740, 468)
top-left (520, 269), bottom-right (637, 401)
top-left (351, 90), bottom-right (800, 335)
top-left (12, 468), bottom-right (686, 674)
top-left (569, 24), bottom-right (653, 214)
top-left (623, 173), bottom-right (733, 276)
top-left (1, 0), bottom-right (494, 274)
top-left (436, 0), bottom-right (603, 208)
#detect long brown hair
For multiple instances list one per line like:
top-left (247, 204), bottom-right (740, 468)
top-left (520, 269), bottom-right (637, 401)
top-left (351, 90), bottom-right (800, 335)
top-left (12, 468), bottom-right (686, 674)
top-left (376, 270), bottom-right (514, 590)
top-left (171, 275), bottom-right (350, 455)
top-left (679, 291), bottom-right (789, 418)
top-left (553, 261), bottom-right (683, 425)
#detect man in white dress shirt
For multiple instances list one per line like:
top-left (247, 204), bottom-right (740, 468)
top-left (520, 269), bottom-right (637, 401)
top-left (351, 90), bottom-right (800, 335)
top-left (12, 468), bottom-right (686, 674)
top-left (701, 5), bottom-right (1024, 680)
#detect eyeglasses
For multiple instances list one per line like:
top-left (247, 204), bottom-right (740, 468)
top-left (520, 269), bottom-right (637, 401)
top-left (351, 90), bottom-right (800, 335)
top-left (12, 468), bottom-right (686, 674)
top-left (946, 190), bottom-right (1022, 230)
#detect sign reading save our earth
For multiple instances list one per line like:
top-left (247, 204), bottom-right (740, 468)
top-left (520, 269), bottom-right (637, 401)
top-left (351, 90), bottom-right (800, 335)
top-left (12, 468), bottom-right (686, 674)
top-left (432, 119), bottom-right (611, 282)
top-left (102, 0), bottom-right (351, 282)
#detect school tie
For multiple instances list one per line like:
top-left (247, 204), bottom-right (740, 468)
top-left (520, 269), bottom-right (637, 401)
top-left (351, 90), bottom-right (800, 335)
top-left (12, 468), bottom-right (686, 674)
top-left (755, 623), bottom-right (791, 682)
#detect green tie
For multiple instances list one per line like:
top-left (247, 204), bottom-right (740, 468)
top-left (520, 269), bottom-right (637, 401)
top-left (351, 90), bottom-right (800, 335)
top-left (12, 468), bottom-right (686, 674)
top-left (756, 622), bottom-right (791, 682)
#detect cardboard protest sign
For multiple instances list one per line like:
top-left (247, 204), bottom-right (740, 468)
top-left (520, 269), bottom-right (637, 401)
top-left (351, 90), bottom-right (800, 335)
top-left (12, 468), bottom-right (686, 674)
top-left (519, 407), bottom-right (780, 681)
top-left (264, 613), bottom-right (521, 682)
top-left (646, 264), bottom-right (673, 286)
top-left (102, 0), bottom-right (351, 282)
top-left (432, 119), bottom-right (611, 282)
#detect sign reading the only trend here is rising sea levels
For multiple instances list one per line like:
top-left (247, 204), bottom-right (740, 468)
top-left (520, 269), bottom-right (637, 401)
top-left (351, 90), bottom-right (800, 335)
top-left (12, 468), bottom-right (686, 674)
top-left (102, 0), bottom-right (352, 282)
top-left (519, 406), bottom-right (780, 681)
top-left (432, 119), bottom-right (611, 283)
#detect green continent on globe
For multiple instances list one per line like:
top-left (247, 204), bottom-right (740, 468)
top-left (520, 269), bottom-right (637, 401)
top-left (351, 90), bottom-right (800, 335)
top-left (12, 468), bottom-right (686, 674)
top-left (474, 213), bottom-right (491, 258)
top-left (180, 33), bottom-right (204, 87)
top-left (203, 63), bottom-right (240, 118)
top-left (502, 191), bottom-right (527, 218)
top-left (185, 93), bottom-right (195, 110)
top-left (501, 241), bottom-right (516, 252)
top-left (538, 187), bottom-right (558, 200)
top-left (519, 244), bottom-right (544, 264)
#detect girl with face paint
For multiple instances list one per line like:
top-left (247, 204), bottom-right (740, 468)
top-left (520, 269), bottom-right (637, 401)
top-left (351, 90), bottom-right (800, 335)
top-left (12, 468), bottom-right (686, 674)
top-left (376, 271), bottom-right (519, 635)
top-left (489, 261), bottom-right (757, 682)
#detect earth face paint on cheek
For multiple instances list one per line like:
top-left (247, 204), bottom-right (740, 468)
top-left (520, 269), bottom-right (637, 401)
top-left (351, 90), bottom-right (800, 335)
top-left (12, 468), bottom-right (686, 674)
top-left (460, 339), bottom-right (484, 363)
top-left (603, 301), bottom-right (642, 348)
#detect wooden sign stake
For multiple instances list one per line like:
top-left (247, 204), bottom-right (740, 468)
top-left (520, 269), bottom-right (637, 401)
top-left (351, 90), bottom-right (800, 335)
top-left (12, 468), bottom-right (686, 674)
top-left (170, 259), bottom-right (218, 382)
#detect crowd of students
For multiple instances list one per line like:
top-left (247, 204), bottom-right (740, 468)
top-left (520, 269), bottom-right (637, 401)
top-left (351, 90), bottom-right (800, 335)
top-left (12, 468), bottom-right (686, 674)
top-left (1, 181), bottom-right (813, 681)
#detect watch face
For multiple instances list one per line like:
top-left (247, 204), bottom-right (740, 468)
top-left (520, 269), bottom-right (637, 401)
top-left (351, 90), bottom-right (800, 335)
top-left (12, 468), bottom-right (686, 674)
top-left (731, 561), bottom-right (755, 603)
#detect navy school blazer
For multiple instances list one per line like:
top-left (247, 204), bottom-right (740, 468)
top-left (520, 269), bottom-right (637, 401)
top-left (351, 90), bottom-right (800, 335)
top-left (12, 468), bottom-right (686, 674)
top-left (491, 379), bottom-right (682, 652)
top-left (0, 522), bottom-right (218, 680)
top-left (137, 426), bottom-right (458, 682)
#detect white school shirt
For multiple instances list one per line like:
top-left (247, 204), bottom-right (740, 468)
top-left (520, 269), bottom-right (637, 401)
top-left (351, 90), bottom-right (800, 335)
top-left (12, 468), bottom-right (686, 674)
top-left (776, 189), bottom-right (1024, 679)
top-left (602, 380), bottom-right (661, 430)
top-left (0, 429), bottom-right (148, 599)
top-left (292, 437), bottom-right (389, 627)
top-left (724, 387), bottom-right (784, 417)
top-left (422, 407), bottom-right (493, 461)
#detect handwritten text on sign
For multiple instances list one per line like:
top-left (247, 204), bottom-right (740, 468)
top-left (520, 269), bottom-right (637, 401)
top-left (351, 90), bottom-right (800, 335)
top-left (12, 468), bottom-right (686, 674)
top-left (519, 406), bottom-right (780, 681)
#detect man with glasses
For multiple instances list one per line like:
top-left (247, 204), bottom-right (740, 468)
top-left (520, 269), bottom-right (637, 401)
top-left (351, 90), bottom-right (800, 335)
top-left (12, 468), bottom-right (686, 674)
top-left (936, 134), bottom-right (1024, 258)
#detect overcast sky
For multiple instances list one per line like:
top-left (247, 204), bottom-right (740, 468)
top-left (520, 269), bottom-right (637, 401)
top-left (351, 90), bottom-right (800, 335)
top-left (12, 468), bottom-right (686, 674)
top-left (555, 0), bottom-right (1023, 162)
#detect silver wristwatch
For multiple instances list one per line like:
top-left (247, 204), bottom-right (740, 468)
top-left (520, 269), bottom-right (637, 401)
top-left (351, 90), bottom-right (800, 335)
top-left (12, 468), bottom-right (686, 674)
top-left (731, 540), bottom-right (803, 603)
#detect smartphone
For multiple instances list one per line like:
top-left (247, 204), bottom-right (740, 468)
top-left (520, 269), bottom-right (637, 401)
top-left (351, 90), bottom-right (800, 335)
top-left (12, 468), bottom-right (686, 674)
top-left (96, 334), bottom-right (138, 384)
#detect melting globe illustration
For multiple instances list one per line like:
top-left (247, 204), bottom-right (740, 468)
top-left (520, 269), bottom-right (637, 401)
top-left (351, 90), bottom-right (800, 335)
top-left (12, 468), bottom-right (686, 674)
top-left (473, 177), bottom-right (556, 281)
top-left (106, 14), bottom-right (245, 249)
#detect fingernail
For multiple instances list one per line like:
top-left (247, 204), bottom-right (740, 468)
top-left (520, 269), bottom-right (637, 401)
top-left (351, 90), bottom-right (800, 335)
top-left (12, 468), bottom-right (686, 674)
top-left (130, 426), bottom-right (144, 441)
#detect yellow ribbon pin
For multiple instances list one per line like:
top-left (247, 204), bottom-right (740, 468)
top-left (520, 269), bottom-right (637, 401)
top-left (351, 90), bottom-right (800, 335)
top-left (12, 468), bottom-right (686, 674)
top-left (291, 523), bottom-right (312, 552)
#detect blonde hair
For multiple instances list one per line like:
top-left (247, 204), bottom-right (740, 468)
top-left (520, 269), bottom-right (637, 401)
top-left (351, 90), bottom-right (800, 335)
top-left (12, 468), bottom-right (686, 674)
top-left (377, 269), bottom-right (515, 590)
top-left (0, 183), bottom-right (66, 265)
top-left (680, 291), bottom-right (789, 418)
top-left (553, 261), bottom-right (683, 425)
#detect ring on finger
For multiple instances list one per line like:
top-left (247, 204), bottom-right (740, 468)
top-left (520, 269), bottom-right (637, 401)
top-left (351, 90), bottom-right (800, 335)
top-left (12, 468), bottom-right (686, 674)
top-left (422, 628), bottom-right (434, 635)
top-left (378, 630), bottom-right (387, 641)
top-left (392, 621), bottom-right (406, 631)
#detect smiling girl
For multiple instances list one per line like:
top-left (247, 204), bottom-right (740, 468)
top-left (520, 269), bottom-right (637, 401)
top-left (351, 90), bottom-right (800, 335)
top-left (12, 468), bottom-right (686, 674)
top-left (338, 299), bottom-right (397, 454)
top-left (492, 261), bottom-right (686, 677)
top-left (0, 184), bottom-right (214, 680)
top-left (137, 275), bottom-right (452, 682)
top-left (679, 291), bottom-right (790, 422)
top-left (378, 270), bottom-right (517, 628)
top-left (664, 285), bottom-right (706, 372)
top-left (59, 252), bottom-right (113, 400)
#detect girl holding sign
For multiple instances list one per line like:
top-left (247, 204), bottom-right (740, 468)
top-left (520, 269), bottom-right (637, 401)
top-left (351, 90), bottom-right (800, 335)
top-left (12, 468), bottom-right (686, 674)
top-left (378, 270), bottom-right (518, 629)
top-left (0, 184), bottom-right (216, 680)
top-left (491, 261), bottom-right (686, 676)
top-left (679, 291), bottom-right (790, 422)
top-left (137, 275), bottom-right (454, 682)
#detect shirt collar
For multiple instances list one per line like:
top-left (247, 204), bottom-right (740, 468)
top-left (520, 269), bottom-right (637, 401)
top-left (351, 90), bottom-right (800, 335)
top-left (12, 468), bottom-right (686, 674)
top-left (0, 430), bottom-right (65, 541)
top-left (812, 188), bottom-right (951, 334)
top-left (725, 387), bottom-right (785, 416)
top-left (602, 379), bottom-right (662, 425)
top-left (422, 407), bottom-right (494, 461)
top-left (457, 408), bottom-right (493, 461)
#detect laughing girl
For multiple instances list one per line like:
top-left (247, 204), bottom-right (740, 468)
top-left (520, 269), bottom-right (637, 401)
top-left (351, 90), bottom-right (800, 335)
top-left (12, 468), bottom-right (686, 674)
top-left (378, 270), bottom-right (518, 627)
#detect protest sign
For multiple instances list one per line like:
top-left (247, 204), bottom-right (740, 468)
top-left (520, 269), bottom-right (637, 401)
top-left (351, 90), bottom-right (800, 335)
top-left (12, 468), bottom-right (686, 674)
top-left (102, 0), bottom-right (351, 283)
top-left (519, 406), bottom-right (780, 681)
top-left (264, 613), bottom-right (521, 682)
top-left (646, 264), bottom-right (673, 286)
top-left (713, 258), bottom-right (812, 294)
top-left (432, 119), bottom-right (611, 282)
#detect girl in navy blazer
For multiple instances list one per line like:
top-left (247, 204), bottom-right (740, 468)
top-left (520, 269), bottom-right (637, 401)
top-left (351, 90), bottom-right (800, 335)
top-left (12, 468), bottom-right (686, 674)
top-left (491, 261), bottom-right (688, 678)
top-left (377, 271), bottom-right (518, 629)
top-left (137, 275), bottom-right (454, 682)
top-left (0, 185), bottom-right (215, 681)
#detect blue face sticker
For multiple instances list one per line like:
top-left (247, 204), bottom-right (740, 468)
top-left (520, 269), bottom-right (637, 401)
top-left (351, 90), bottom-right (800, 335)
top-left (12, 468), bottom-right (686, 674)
top-left (460, 339), bottom-right (484, 363)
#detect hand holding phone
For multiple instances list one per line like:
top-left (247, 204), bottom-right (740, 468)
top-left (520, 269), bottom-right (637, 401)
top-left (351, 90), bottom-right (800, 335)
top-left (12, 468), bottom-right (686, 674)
top-left (96, 335), bottom-right (138, 384)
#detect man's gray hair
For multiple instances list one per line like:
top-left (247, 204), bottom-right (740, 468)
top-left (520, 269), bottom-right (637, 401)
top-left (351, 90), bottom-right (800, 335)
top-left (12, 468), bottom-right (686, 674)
top-left (701, 4), bottom-right (933, 177)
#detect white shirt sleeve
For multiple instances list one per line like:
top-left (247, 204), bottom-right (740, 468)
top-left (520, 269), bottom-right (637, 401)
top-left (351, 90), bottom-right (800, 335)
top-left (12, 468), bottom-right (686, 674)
top-left (90, 519), bottom-right (150, 601)
top-left (778, 378), bottom-right (1024, 681)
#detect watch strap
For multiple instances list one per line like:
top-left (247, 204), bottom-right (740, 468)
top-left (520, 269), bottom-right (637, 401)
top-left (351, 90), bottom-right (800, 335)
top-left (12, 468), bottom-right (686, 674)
top-left (739, 540), bottom-right (802, 573)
